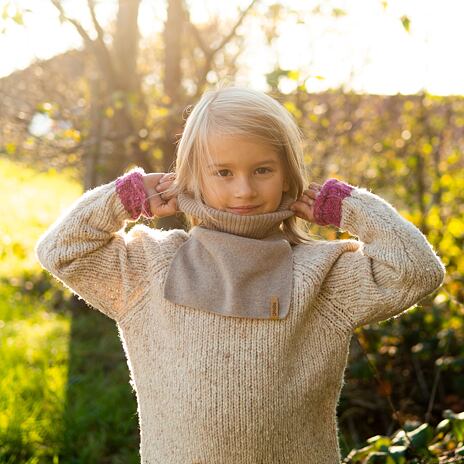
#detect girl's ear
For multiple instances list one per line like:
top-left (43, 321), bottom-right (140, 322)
top-left (283, 180), bottom-right (290, 192)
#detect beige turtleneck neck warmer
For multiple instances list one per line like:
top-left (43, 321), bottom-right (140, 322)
top-left (163, 192), bottom-right (296, 320)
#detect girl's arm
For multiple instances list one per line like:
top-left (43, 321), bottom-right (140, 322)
top-left (35, 167), bottom-right (184, 322)
top-left (311, 179), bottom-right (446, 330)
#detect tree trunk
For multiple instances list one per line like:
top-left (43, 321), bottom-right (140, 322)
top-left (84, 75), bottom-right (103, 190)
top-left (84, 0), bottom-right (153, 186)
top-left (157, 0), bottom-right (188, 231)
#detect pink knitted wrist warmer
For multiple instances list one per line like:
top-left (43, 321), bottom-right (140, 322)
top-left (313, 178), bottom-right (354, 227)
top-left (115, 168), bottom-right (153, 219)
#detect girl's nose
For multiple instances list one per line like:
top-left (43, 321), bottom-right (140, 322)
top-left (234, 177), bottom-right (257, 198)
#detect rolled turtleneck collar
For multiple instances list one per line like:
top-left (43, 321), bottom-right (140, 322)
top-left (164, 191), bottom-right (296, 320)
top-left (176, 192), bottom-right (295, 240)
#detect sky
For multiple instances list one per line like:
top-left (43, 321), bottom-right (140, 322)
top-left (0, 0), bottom-right (463, 96)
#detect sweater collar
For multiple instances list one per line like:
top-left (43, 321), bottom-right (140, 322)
top-left (176, 192), bottom-right (295, 240)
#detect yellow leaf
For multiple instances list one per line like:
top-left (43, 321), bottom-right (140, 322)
top-left (5, 143), bottom-right (16, 155)
top-left (156, 107), bottom-right (169, 117)
top-left (152, 148), bottom-right (163, 160)
top-left (288, 70), bottom-right (300, 81)
top-left (421, 142), bottom-right (433, 155)
top-left (448, 218), bottom-right (463, 238)
top-left (139, 141), bottom-right (150, 152)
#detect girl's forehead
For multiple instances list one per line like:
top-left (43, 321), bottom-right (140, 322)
top-left (204, 145), bottom-right (283, 171)
top-left (207, 133), bottom-right (278, 155)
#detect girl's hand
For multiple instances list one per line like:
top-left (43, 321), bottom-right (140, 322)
top-left (289, 182), bottom-right (322, 223)
top-left (142, 172), bottom-right (178, 218)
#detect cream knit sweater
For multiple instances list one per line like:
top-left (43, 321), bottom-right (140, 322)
top-left (35, 172), bottom-right (445, 464)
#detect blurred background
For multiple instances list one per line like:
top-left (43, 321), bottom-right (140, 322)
top-left (0, 0), bottom-right (463, 462)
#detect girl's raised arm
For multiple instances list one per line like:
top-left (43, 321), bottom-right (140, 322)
top-left (35, 167), bottom-right (186, 322)
top-left (312, 178), bottom-right (446, 330)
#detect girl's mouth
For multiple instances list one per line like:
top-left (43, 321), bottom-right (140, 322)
top-left (227, 205), bottom-right (261, 214)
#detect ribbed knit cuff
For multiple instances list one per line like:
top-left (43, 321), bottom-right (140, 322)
top-left (115, 167), bottom-right (153, 219)
top-left (313, 178), bottom-right (354, 227)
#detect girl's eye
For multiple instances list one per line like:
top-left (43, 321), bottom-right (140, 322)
top-left (214, 167), bottom-right (272, 177)
top-left (216, 169), bottom-right (231, 177)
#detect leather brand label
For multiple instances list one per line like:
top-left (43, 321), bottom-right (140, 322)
top-left (270, 296), bottom-right (279, 319)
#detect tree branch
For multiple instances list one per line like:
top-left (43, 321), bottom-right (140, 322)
top-left (185, 0), bottom-right (260, 99)
top-left (87, 0), bottom-right (106, 44)
top-left (50, 0), bottom-right (120, 92)
top-left (86, 0), bottom-right (120, 90)
top-left (50, 0), bottom-right (93, 48)
top-left (212, 0), bottom-right (258, 55)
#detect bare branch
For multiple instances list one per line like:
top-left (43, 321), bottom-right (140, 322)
top-left (50, 0), bottom-right (120, 91)
top-left (187, 0), bottom-right (258, 56)
top-left (86, 0), bottom-right (120, 90)
top-left (87, 0), bottom-right (106, 44)
top-left (212, 0), bottom-right (258, 54)
top-left (186, 0), bottom-right (260, 99)
top-left (50, 0), bottom-right (93, 48)
top-left (187, 19), bottom-right (208, 54)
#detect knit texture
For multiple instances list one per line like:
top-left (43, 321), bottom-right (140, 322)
top-left (115, 167), bottom-right (153, 219)
top-left (112, 168), bottom-right (350, 228)
top-left (314, 178), bottom-right (354, 227)
top-left (165, 192), bottom-right (296, 320)
top-left (35, 170), bottom-right (446, 464)
top-left (176, 191), bottom-right (295, 238)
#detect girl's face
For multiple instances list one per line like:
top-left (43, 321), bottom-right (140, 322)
top-left (200, 134), bottom-right (289, 215)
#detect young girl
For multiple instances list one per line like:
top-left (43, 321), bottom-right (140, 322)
top-left (35, 86), bottom-right (445, 463)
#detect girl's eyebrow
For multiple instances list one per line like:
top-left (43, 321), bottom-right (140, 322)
top-left (208, 159), bottom-right (278, 168)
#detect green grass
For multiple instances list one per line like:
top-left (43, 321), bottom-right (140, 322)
top-left (0, 285), bottom-right (69, 463)
top-left (0, 158), bottom-right (81, 278)
top-left (0, 158), bottom-right (139, 463)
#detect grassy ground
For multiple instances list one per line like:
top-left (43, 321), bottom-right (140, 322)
top-left (0, 158), bottom-right (139, 463)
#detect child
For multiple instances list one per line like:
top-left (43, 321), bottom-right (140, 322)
top-left (35, 86), bottom-right (445, 463)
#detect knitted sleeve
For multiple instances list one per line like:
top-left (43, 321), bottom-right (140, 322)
top-left (316, 179), bottom-right (446, 330)
top-left (34, 167), bottom-right (186, 322)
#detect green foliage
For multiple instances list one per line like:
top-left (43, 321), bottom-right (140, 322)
top-left (401, 16), bottom-right (411, 33)
top-left (344, 411), bottom-right (464, 463)
top-left (0, 2), bottom-right (36, 34)
top-left (338, 289), bottom-right (463, 459)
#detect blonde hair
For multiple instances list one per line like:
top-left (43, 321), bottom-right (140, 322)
top-left (165, 84), bottom-right (315, 246)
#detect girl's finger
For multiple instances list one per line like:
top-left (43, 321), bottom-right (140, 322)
top-left (304, 189), bottom-right (320, 200)
top-left (302, 193), bottom-right (314, 204)
top-left (157, 178), bottom-right (174, 188)
top-left (168, 197), bottom-right (178, 211)
top-left (290, 201), bottom-right (312, 219)
top-left (292, 210), bottom-right (306, 220)
top-left (296, 194), bottom-right (314, 206)
top-left (160, 191), bottom-right (174, 201)
top-left (157, 178), bottom-right (176, 192)
top-left (158, 196), bottom-right (177, 213)
top-left (162, 173), bottom-right (176, 181)
top-left (155, 174), bottom-right (174, 186)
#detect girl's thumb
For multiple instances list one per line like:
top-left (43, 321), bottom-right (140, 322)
top-left (159, 197), bottom-right (177, 215)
